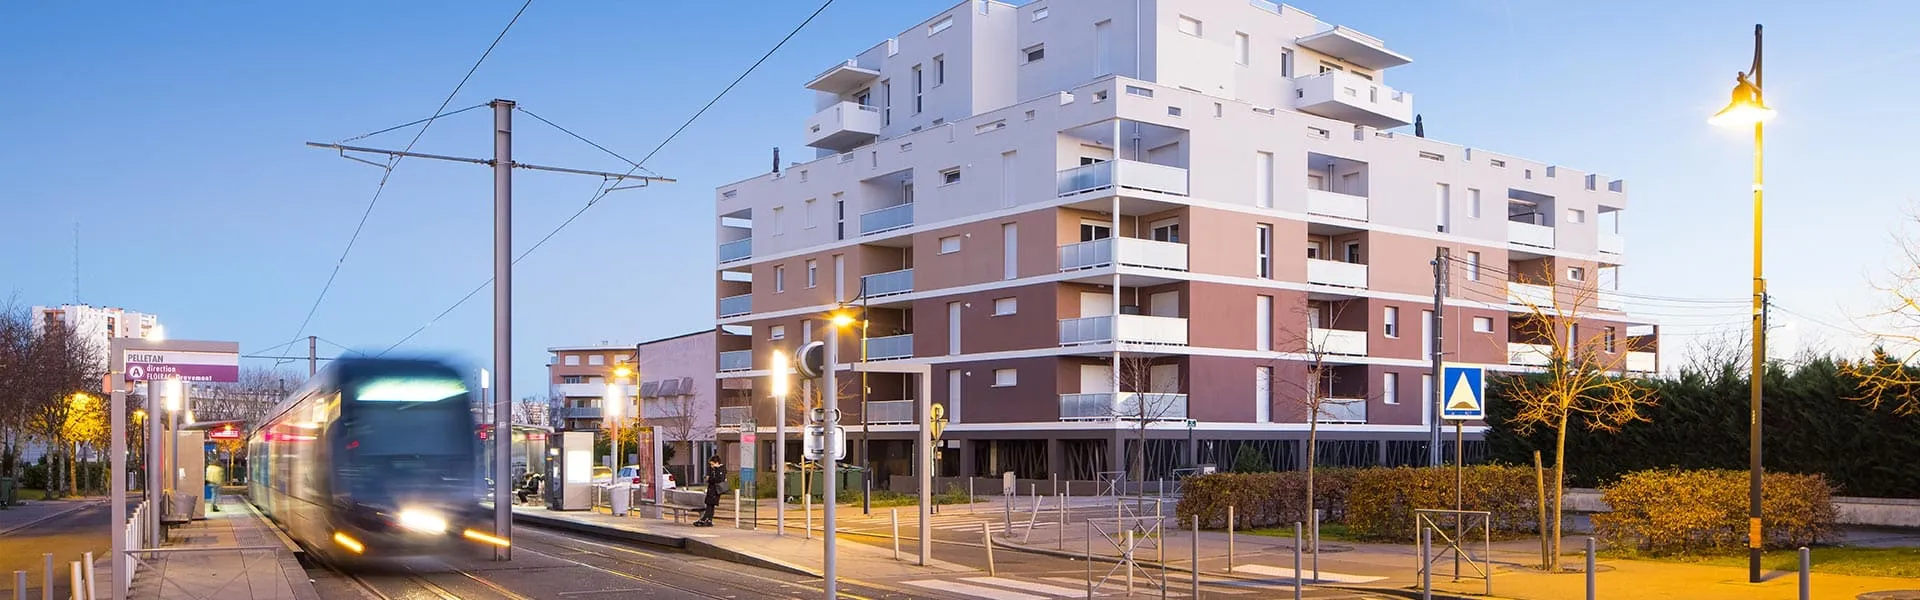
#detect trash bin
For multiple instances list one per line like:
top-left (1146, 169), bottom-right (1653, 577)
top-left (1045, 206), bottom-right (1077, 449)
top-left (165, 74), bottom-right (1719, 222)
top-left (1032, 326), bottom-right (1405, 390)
top-left (609, 483), bottom-right (631, 515)
top-left (837, 466), bottom-right (865, 496)
top-left (0, 477), bottom-right (13, 508)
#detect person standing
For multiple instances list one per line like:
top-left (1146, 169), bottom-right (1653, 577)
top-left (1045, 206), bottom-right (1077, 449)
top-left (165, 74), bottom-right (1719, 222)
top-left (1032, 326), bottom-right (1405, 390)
top-left (694, 455), bottom-right (727, 527)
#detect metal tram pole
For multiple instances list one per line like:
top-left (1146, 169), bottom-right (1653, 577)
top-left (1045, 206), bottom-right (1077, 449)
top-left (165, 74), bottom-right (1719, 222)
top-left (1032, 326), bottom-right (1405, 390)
top-left (822, 326), bottom-right (840, 597)
top-left (491, 99), bottom-right (515, 560)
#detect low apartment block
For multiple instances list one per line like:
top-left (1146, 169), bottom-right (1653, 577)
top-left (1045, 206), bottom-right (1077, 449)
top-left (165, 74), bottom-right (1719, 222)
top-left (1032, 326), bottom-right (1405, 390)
top-left (712, 0), bottom-right (1656, 487)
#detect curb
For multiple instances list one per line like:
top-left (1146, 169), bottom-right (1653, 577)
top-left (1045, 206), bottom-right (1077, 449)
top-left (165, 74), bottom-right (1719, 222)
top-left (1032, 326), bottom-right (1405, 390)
top-left (511, 512), bottom-right (820, 579)
top-left (988, 535), bottom-right (1485, 600)
top-left (0, 498), bottom-right (104, 537)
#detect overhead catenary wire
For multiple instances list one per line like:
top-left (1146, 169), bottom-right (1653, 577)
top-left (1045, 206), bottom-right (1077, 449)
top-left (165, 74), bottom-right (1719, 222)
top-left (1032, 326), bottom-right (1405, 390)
top-left (1441, 254), bottom-right (1750, 306)
top-left (280, 0), bottom-right (534, 366)
top-left (377, 0), bottom-right (836, 354)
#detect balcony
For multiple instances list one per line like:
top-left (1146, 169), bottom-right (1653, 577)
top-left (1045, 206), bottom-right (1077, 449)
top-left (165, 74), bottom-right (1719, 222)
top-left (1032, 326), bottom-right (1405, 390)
top-left (1599, 232), bottom-right (1624, 256)
top-left (719, 294), bottom-right (752, 318)
top-left (718, 350), bottom-right (752, 372)
top-left (804, 101), bottom-right (882, 152)
top-left (1597, 291), bottom-right (1624, 312)
top-left (864, 400), bottom-right (914, 425)
top-left (564, 406), bottom-right (603, 420)
top-left (1306, 259), bottom-right (1368, 289)
top-left (1509, 343), bottom-right (1554, 367)
top-left (552, 383), bottom-right (625, 398)
top-left (1308, 328), bottom-right (1368, 357)
top-left (861, 268), bottom-right (914, 297)
top-left (805, 59), bottom-right (880, 94)
top-left (863, 334), bottom-right (914, 360)
top-left (1059, 392), bottom-right (1188, 421)
top-left (1058, 237), bottom-right (1189, 272)
top-left (1626, 351), bottom-right (1657, 374)
top-left (718, 238), bottom-right (751, 263)
top-left (1509, 222), bottom-right (1555, 249)
top-left (1292, 70), bottom-right (1413, 129)
top-left (860, 202), bottom-right (914, 235)
top-left (717, 405), bottom-right (751, 427)
top-left (1315, 398), bottom-right (1367, 424)
top-left (1295, 26), bottom-right (1412, 70)
top-left (1058, 315), bottom-right (1189, 346)
top-left (1506, 283), bottom-right (1555, 310)
top-left (1306, 189), bottom-right (1369, 222)
top-left (1056, 160), bottom-right (1190, 197)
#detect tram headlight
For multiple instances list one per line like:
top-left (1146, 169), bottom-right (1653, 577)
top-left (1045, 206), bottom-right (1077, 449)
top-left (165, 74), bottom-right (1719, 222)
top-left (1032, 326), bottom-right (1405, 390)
top-left (396, 508), bottom-right (449, 535)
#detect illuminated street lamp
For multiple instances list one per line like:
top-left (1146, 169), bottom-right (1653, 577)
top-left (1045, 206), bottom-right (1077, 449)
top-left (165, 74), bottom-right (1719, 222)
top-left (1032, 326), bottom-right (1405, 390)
top-left (1708, 23), bottom-right (1771, 584)
top-left (771, 348), bottom-right (790, 536)
top-left (607, 365), bottom-right (634, 502)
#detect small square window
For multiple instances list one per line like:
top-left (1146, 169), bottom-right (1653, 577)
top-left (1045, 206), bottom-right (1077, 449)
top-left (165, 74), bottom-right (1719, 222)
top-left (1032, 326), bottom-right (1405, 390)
top-left (939, 235), bottom-right (962, 254)
top-left (1024, 45), bottom-right (1045, 63)
top-left (1473, 316), bottom-right (1493, 333)
top-left (1167, 106), bottom-right (1183, 117)
top-left (564, 355), bottom-right (581, 366)
top-left (770, 325), bottom-right (786, 340)
top-left (806, 259), bottom-right (818, 288)
top-left (993, 368), bottom-right (1017, 387)
top-left (1177, 15), bottom-right (1201, 37)
top-left (942, 168), bottom-right (961, 185)
top-left (588, 355), bottom-right (605, 366)
top-left (1567, 208), bottom-right (1586, 224)
top-left (1568, 267), bottom-right (1587, 282)
top-left (993, 297), bottom-right (1017, 316)
top-left (1031, 7), bottom-right (1048, 21)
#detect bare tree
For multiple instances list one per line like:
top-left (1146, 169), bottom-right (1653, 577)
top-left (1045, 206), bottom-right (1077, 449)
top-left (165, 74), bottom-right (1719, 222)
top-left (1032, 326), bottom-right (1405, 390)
top-left (1112, 354), bottom-right (1186, 496)
top-left (0, 299), bottom-right (32, 478)
top-left (195, 366), bottom-right (296, 425)
top-left (1272, 299), bottom-right (1367, 554)
top-left (1501, 270), bottom-right (1657, 569)
top-left (1842, 211), bottom-right (1920, 416)
top-left (21, 318), bottom-right (103, 496)
top-left (643, 389), bottom-right (714, 481)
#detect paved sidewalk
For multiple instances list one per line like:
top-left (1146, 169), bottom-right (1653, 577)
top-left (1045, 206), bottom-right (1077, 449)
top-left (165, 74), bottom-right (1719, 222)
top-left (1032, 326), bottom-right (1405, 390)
top-left (123, 496), bottom-right (318, 600)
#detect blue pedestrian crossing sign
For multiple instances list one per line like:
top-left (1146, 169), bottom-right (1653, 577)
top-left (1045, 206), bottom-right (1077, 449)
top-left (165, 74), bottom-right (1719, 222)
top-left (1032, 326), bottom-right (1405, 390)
top-left (1441, 366), bottom-right (1485, 420)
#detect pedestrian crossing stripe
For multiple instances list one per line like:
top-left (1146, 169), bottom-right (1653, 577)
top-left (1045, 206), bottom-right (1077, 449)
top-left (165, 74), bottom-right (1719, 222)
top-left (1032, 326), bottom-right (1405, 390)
top-left (1440, 365), bottom-right (1484, 420)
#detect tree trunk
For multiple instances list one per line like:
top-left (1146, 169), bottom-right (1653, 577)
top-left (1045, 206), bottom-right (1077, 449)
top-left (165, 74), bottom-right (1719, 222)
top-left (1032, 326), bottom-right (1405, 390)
top-left (1306, 417), bottom-right (1319, 553)
top-left (1549, 412), bottom-right (1570, 571)
top-left (69, 441), bottom-right (79, 496)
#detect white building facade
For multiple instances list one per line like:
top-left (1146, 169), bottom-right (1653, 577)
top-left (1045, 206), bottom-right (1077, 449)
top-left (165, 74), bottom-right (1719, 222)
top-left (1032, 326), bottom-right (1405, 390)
top-left (713, 0), bottom-right (1654, 483)
top-left (32, 304), bottom-right (162, 369)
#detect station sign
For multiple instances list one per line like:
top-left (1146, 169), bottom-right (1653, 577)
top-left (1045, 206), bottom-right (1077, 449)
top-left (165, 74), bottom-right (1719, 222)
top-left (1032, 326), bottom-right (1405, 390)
top-left (125, 350), bottom-right (239, 383)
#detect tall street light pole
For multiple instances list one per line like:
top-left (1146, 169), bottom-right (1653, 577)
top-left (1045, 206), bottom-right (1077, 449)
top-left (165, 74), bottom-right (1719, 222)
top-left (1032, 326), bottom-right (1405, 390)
top-left (1709, 23), bottom-right (1774, 584)
top-left (771, 349), bottom-right (790, 536)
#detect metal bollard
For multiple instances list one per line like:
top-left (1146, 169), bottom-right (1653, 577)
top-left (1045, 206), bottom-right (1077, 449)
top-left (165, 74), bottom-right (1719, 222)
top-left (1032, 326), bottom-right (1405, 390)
top-left (969, 477), bottom-right (976, 515)
top-left (891, 509), bottom-right (900, 561)
top-left (1086, 521), bottom-right (1094, 599)
top-left (82, 552), bottom-right (94, 600)
top-left (1293, 522), bottom-right (1303, 600)
top-left (804, 492), bottom-right (813, 540)
top-left (1585, 537), bottom-right (1597, 600)
top-left (733, 490), bottom-right (741, 528)
top-left (1799, 546), bottom-right (1811, 600)
top-left (42, 553), bottom-right (52, 600)
top-left (1004, 494), bottom-right (1013, 536)
top-left (1421, 528), bottom-right (1433, 600)
top-left (14, 571), bottom-right (26, 600)
top-left (982, 522), bottom-right (997, 576)
top-left (1191, 515), bottom-right (1201, 598)
top-left (1124, 529), bottom-right (1135, 592)
top-left (1226, 505), bottom-right (1236, 573)
top-left (1057, 494), bottom-right (1066, 550)
top-left (1312, 508), bottom-right (1321, 581)
top-left (68, 562), bottom-right (81, 600)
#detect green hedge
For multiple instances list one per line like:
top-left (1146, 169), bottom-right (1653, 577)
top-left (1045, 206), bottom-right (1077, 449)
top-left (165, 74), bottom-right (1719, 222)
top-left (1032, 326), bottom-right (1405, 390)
top-left (1594, 469), bottom-right (1836, 555)
top-left (1174, 469), bottom-right (1357, 529)
top-left (1176, 466), bottom-right (1538, 541)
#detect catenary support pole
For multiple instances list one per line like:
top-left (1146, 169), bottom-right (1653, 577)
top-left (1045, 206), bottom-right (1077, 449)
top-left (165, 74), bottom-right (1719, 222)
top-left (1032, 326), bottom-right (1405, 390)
top-left (823, 326), bottom-right (839, 597)
top-left (109, 342), bottom-right (126, 600)
top-left (308, 336), bottom-right (317, 377)
top-left (492, 98), bottom-right (514, 560)
top-left (1429, 247), bottom-right (1448, 466)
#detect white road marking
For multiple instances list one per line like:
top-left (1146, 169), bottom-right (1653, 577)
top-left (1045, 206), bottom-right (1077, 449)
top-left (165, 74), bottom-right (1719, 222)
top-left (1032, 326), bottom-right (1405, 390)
top-left (902, 579), bottom-right (1052, 599)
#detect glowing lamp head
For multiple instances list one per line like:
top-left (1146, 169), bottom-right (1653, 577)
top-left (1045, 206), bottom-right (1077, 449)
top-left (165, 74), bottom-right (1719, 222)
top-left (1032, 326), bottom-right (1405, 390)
top-left (770, 350), bottom-right (789, 397)
top-left (830, 312), bottom-right (856, 328)
top-left (163, 378), bottom-right (183, 412)
top-left (396, 508), bottom-right (449, 534)
top-left (613, 366), bottom-right (633, 378)
top-left (1709, 77), bottom-right (1774, 127)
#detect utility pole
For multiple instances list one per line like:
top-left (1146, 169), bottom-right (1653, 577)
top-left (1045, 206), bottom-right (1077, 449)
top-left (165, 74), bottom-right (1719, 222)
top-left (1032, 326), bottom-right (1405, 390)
top-left (1429, 247), bottom-right (1449, 467)
top-left (308, 336), bottom-right (318, 376)
top-left (822, 327), bottom-right (841, 597)
top-left (305, 99), bottom-right (672, 561)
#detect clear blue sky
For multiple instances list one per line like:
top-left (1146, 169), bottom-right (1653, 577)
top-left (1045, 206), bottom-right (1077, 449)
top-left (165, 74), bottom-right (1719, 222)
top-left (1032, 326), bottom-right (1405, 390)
top-left (3, 0), bottom-right (1917, 395)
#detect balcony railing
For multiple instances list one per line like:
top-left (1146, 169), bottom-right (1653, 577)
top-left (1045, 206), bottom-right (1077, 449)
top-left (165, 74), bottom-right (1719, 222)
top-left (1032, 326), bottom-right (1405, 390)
top-left (1308, 328), bottom-right (1368, 356)
top-left (1508, 343), bottom-right (1554, 367)
top-left (718, 238), bottom-right (752, 263)
top-left (1626, 351), bottom-right (1657, 374)
top-left (1305, 189), bottom-right (1370, 221)
top-left (565, 406), bottom-right (603, 420)
top-left (861, 268), bottom-right (914, 297)
top-left (1509, 222), bottom-right (1555, 249)
top-left (1598, 232), bottom-right (1624, 255)
top-left (719, 294), bottom-right (752, 318)
top-left (1291, 70), bottom-right (1413, 129)
top-left (1315, 398), bottom-right (1367, 424)
top-left (1058, 315), bottom-right (1189, 346)
top-left (860, 202), bottom-right (914, 235)
top-left (1598, 291), bottom-right (1624, 312)
top-left (864, 400), bottom-right (914, 425)
top-left (1059, 392), bottom-right (1188, 421)
top-left (863, 334), bottom-right (914, 360)
top-left (1306, 259), bottom-right (1368, 289)
top-left (1056, 159), bottom-right (1190, 197)
top-left (804, 101), bottom-right (882, 151)
top-left (1506, 283), bottom-right (1555, 309)
top-left (718, 350), bottom-right (752, 372)
top-left (717, 405), bottom-right (751, 427)
top-left (1059, 237), bottom-right (1189, 272)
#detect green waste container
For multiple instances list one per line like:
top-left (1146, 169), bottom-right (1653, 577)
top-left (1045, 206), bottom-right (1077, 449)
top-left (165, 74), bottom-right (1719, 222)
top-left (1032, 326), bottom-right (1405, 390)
top-left (0, 477), bottom-right (13, 507)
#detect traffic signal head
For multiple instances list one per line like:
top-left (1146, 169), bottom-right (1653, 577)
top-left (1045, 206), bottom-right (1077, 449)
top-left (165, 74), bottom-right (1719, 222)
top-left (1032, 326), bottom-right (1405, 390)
top-left (796, 341), bottom-right (827, 379)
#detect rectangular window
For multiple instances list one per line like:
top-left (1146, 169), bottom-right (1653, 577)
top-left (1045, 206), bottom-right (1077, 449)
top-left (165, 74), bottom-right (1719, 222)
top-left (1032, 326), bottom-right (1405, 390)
top-left (1032, 7), bottom-right (1048, 20)
top-left (806, 259), bottom-right (818, 288)
top-left (1468, 188), bottom-right (1482, 219)
top-left (1125, 85), bottom-right (1154, 97)
top-left (1256, 295), bottom-right (1273, 351)
top-left (802, 319), bottom-right (813, 344)
top-left (1384, 306), bottom-right (1399, 338)
top-left (561, 375), bottom-right (583, 384)
top-left (1605, 326), bottom-right (1618, 352)
top-left (1024, 44), bottom-right (1045, 63)
top-left (881, 80), bottom-right (891, 125)
top-left (993, 368), bottom-right (1017, 387)
top-left (947, 301), bottom-right (962, 355)
top-left (770, 325), bottom-right (786, 340)
top-left (939, 235), bottom-right (961, 254)
top-left (1177, 15), bottom-right (1201, 37)
top-left (834, 197), bottom-right (845, 240)
top-left (928, 15), bottom-right (953, 35)
top-left (1473, 316), bottom-right (1494, 333)
top-left (1256, 224), bottom-right (1272, 278)
top-left (1149, 218), bottom-right (1180, 243)
top-left (804, 198), bottom-right (817, 229)
top-left (1234, 32), bottom-right (1250, 65)
top-left (934, 56), bottom-right (945, 85)
top-left (774, 265), bottom-right (786, 293)
top-left (1280, 48), bottom-right (1294, 77)
top-left (1568, 208), bottom-right (1586, 224)
top-left (1255, 151), bottom-right (1273, 208)
top-left (911, 65), bottom-right (923, 114)
top-left (1256, 366), bottom-right (1273, 423)
top-left (564, 355), bottom-right (581, 366)
top-left (1568, 266), bottom-right (1587, 282)
top-left (772, 206), bottom-right (785, 235)
top-left (1435, 183), bottom-right (1451, 232)
top-left (588, 354), bottom-right (605, 366)
top-left (1422, 374), bottom-right (1433, 410)
top-left (941, 168), bottom-right (961, 185)
top-left (993, 297), bottom-right (1017, 316)
top-left (1383, 372), bottom-right (1399, 405)
top-left (1466, 251), bottom-right (1481, 281)
top-left (1002, 223), bottom-right (1018, 280)
top-left (833, 254), bottom-right (845, 301)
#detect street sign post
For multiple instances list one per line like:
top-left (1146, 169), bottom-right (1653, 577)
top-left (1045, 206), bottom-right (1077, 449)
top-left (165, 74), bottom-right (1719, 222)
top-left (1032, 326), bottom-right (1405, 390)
top-left (124, 350), bottom-right (239, 383)
top-left (1440, 366), bottom-right (1485, 421)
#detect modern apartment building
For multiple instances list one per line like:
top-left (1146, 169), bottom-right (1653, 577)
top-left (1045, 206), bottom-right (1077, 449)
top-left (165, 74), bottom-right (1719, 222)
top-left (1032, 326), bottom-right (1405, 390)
top-left (33, 304), bottom-right (162, 370)
top-left (712, 0), bottom-right (1656, 484)
top-left (548, 332), bottom-right (720, 476)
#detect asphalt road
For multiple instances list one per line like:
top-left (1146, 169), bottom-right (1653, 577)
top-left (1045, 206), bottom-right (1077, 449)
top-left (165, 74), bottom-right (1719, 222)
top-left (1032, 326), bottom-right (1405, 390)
top-left (0, 499), bottom-right (137, 598)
